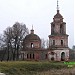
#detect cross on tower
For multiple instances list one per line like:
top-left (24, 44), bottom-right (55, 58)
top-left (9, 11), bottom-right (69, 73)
top-left (57, 0), bottom-right (59, 10)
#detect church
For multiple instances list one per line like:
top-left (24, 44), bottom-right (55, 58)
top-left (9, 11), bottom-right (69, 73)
top-left (19, 0), bottom-right (69, 61)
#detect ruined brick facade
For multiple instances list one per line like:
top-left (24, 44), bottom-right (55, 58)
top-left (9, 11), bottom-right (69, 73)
top-left (20, 3), bottom-right (69, 61)
top-left (48, 9), bottom-right (69, 61)
top-left (49, 10), bottom-right (68, 48)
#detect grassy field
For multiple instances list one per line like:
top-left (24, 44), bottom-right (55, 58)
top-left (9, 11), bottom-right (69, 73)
top-left (0, 61), bottom-right (75, 75)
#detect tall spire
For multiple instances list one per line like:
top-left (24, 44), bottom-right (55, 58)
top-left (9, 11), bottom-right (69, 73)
top-left (57, 0), bottom-right (59, 13)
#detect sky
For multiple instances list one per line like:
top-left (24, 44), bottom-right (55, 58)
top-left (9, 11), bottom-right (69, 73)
top-left (0, 0), bottom-right (74, 48)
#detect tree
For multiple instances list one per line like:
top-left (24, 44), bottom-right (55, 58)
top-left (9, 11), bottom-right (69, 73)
top-left (3, 27), bottom-right (13, 61)
top-left (12, 22), bottom-right (29, 60)
top-left (0, 34), bottom-right (7, 61)
top-left (0, 34), bottom-right (5, 49)
top-left (46, 39), bottom-right (49, 48)
top-left (3, 22), bottom-right (29, 61)
top-left (41, 38), bottom-right (45, 49)
top-left (72, 45), bottom-right (75, 50)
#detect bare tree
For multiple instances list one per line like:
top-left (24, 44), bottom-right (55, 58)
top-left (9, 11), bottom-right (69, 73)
top-left (0, 34), bottom-right (7, 61)
top-left (3, 27), bottom-right (13, 61)
top-left (41, 38), bottom-right (45, 49)
top-left (72, 45), bottom-right (75, 50)
top-left (0, 34), bottom-right (5, 49)
top-left (46, 39), bottom-right (49, 48)
top-left (3, 22), bottom-right (29, 61)
top-left (12, 22), bottom-right (29, 60)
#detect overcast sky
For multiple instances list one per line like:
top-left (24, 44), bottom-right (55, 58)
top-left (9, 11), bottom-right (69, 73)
top-left (0, 0), bottom-right (74, 48)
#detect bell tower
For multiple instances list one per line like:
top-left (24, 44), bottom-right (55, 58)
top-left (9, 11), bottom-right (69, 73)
top-left (49, 0), bottom-right (69, 49)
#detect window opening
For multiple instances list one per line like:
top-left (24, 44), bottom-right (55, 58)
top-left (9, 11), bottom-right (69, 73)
top-left (61, 40), bottom-right (63, 46)
top-left (45, 54), bottom-right (47, 59)
top-left (33, 54), bottom-right (34, 59)
top-left (51, 57), bottom-right (54, 61)
top-left (51, 52), bottom-right (54, 55)
top-left (31, 43), bottom-right (33, 48)
top-left (53, 40), bottom-right (55, 45)
top-left (27, 54), bottom-right (28, 59)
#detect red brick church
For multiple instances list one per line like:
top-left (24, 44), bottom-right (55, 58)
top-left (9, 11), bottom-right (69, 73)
top-left (20, 0), bottom-right (69, 61)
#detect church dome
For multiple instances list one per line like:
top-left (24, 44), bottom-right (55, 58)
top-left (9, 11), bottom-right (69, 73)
top-left (24, 27), bottom-right (40, 41)
top-left (25, 34), bottom-right (41, 41)
top-left (23, 27), bottom-right (41, 49)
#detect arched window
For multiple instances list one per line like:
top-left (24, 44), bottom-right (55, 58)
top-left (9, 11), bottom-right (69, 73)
top-left (45, 54), bottom-right (47, 59)
top-left (31, 43), bottom-right (33, 48)
top-left (51, 52), bottom-right (54, 55)
top-left (51, 57), bottom-right (54, 61)
top-left (61, 40), bottom-right (63, 46)
top-left (27, 54), bottom-right (28, 59)
top-left (33, 54), bottom-right (34, 59)
top-left (53, 40), bottom-right (55, 45)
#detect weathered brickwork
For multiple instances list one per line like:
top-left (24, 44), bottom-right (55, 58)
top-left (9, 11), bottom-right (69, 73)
top-left (20, 5), bottom-right (69, 61)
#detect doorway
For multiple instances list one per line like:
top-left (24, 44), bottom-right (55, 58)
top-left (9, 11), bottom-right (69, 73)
top-left (61, 52), bottom-right (65, 61)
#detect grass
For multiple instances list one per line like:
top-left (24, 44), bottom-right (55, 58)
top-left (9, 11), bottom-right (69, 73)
top-left (0, 61), bottom-right (74, 75)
